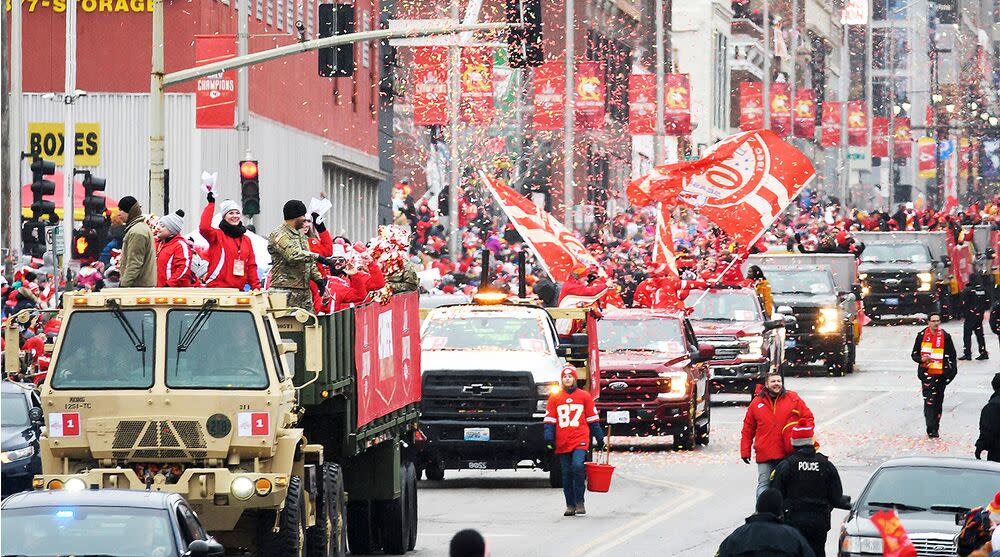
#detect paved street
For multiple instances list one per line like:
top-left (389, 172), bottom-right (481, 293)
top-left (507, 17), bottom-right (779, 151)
top-left (412, 319), bottom-right (998, 556)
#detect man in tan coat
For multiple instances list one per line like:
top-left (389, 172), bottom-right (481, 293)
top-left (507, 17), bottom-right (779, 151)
top-left (115, 196), bottom-right (156, 287)
top-left (267, 199), bottom-right (329, 311)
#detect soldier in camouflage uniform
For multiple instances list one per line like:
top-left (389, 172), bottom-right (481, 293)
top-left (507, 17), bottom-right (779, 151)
top-left (268, 200), bottom-right (330, 311)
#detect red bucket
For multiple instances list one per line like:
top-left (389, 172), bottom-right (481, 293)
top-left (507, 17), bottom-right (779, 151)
top-left (584, 462), bottom-right (615, 492)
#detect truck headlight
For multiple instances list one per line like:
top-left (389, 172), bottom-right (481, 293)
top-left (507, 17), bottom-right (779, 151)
top-left (738, 336), bottom-right (764, 359)
top-left (841, 535), bottom-right (884, 554)
top-left (537, 382), bottom-right (560, 397)
top-left (861, 284), bottom-right (870, 297)
top-left (63, 477), bottom-right (87, 492)
top-left (231, 476), bottom-right (255, 501)
top-left (817, 307), bottom-right (840, 334)
top-left (858, 273), bottom-right (867, 280)
top-left (0, 445), bottom-right (35, 463)
top-left (917, 272), bottom-right (933, 291)
top-left (656, 372), bottom-right (688, 400)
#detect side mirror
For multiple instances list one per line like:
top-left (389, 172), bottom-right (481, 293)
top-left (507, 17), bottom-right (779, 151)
top-left (185, 540), bottom-right (210, 557)
top-left (836, 495), bottom-right (852, 510)
top-left (763, 319), bottom-right (785, 330)
top-left (28, 407), bottom-right (43, 426)
top-left (691, 343), bottom-right (715, 363)
top-left (776, 305), bottom-right (794, 315)
top-left (278, 341), bottom-right (298, 355)
top-left (782, 314), bottom-right (797, 326)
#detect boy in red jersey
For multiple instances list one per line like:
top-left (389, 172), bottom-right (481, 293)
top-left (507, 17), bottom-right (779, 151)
top-left (544, 365), bottom-right (605, 516)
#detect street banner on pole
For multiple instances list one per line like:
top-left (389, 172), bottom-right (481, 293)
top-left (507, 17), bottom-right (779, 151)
top-left (413, 47), bottom-right (449, 125)
top-left (652, 204), bottom-right (679, 277)
top-left (793, 88), bottom-right (816, 139)
top-left (664, 73), bottom-right (692, 135)
top-left (739, 82), bottom-right (764, 131)
top-left (195, 35), bottom-right (237, 129)
top-left (959, 138), bottom-right (972, 177)
top-left (821, 102), bottom-right (841, 147)
top-left (460, 46), bottom-right (495, 124)
top-left (918, 137), bottom-right (936, 178)
top-left (574, 61), bottom-right (605, 130)
top-left (628, 74), bottom-right (656, 135)
top-left (871, 116), bottom-right (889, 157)
top-left (840, 0), bottom-right (869, 24)
top-left (627, 130), bottom-right (816, 248)
top-left (533, 60), bottom-right (565, 130)
top-left (848, 101), bottom-right (868, 146)
top-left (770, 82), bottom-right (792, 137)
top-left (893, 117), bottom-right (912, 159)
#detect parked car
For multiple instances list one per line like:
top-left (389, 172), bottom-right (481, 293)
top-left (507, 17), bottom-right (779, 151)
top-left (838, 456), bottom-right (1000, 556)
top-left (1, 489), bottom-right (225, 557)
top-left (1, 380), bottom-right (42, 499)
top-left (595, 309), bottom-right (715, 450)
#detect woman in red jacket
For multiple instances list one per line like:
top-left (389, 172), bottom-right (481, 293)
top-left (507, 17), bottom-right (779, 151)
top-left (325, 242), bottom-right (387, 312)
top-left (155, 210), bottom-right (199, 287)
top-left (199, 194), bottom-right (260, 290)
top-left (305, 212), bottom-right (334, 313)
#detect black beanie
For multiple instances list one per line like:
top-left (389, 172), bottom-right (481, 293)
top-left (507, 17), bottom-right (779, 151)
top-left (992, 372), bottom-right (1000, 393)
top-left (119, 196), bottom-right (138, 214)
top-left (449, 529), bottom-right (486, 557)
top-left (756, 488), bottom-right (783, 516)
top-left (283, 199), bottom-right (307, 221)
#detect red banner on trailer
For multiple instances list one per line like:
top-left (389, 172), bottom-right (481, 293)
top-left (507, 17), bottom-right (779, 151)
top-left (793, 89), bottom-right (816, 139)
top-left (414, 47), bottom-right (449, 125)
top-left (195, 35), bottom-right (237, 129)
top-left (848, 101), bottom-right (868, 146)
top-left (533, 61), bottom-right (565, 130)
top-left (820, 102), bottom-right (841, 147)
top-left (574, 61), bottom-right (605, 131)
top-left (893, 117), bottom-right (912, 159)
top-left (871, 116), bottom-right (889, 157)
top-left (769, 83), bottom-right (792, 137)
top-left (460, 47), bottom-right (495, 124)
top-left (354, 293), bottom-right (422, 428)
top-left (739, 82), bottom-right (763, 131)
top-left (628, 74), bottom-right (656, 135)
top-left (664, 73), bottom-right (692, 135)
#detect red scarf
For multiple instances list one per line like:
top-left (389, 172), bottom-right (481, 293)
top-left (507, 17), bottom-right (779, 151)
top-left (920, 328), bottom-right (945, 375)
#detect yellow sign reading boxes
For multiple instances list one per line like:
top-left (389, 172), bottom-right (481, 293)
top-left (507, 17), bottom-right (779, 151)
top-left (28, 122), bottom-right (100, 166)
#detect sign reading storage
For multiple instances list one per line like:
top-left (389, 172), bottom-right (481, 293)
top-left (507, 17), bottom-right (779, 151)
top-left (28, 122), bottom-right (100, 166)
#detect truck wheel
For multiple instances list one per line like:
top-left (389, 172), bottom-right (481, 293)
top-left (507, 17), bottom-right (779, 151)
top-left (674, 402), bottom-right (697, 451)
top-left (377, 468), bottom-right (408, 555)
top-left (261, 475), bottom-right (306, 557)
top-left (346, 500), bottom-right (376, 555)
top-left (306, 463), bottom-right (347, 557)
top-left (844, 339), bottom-right (856, 374)
top-left (424, 461), bottom-right (445, 482)
top-left (695, 403), bottom-right (711, 446)
top-left (404, 462), bottom-right (418, 551)
top-left (547, 454), bottom-right (563, 488)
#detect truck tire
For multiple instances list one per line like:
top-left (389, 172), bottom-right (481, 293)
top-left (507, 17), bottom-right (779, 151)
top-left (424, 461), bottom-right (445, 482)
top-left (547, 454), bottom-right (563, 488)
top-left (674, 401), bottom-right (697, 451)
top-left (695, 403), bottom-right (711, 446)
top-left (377, 467), bottom-right (409, 555)
top-left (346, 500), bottom-right (376, 555)
top-left (260, 475), bottom-right (306, 557)
top-left (404, 462), bottom-right (418, 551)
top-left (306, 463), bottom-right (347, 557)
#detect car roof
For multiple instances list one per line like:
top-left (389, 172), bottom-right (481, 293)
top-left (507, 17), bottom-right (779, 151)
top-left (427, 303), bottom-right (548, 319)
top-left (1, 380), bottom-right (35, 396)
top-left (1, 489), bottom-right (181, 510)
top-left (876, 456), bottom-right (1000, 472)
top-left (602, 308), bottom-right (685, 320)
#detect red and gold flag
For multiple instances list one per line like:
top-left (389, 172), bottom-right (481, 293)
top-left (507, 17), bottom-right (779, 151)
top-left (870, 510), bottom-right (917, 557)
top-left (664, 73), bottom-right (692, 135)
top-left (460, 47), bottom-right (495, 125)
top-left (821, 102), bottom-right (841, 147)
top-left (628, 74), bottom-right (656, 135)
top-left (893, 117), bottom-right (912, 159)
top-left (574, 61), bottom-right (605, 131)
top-left (793, 89), bottom-right (816, 139)
top-left (413, 47), bottom-right (449, 125)
top-left (848, 101), bottom-right (868, 146)
top-left (770, 83), bottom-right (792, 137)
top-left (739, 82), bottom-right (764, 131)
top-left (533, 61), bottom-right (565, 130)
top-left (871, 116), bottom-right (889, 157)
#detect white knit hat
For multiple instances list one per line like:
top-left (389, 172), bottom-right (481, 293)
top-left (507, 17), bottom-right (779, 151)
top-left (159, 210), bottom-right (185, 236)
top-left (218, 199), bottom-right (242, 217)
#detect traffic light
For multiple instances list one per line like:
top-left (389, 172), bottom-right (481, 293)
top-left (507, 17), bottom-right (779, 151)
top-left (318, 3), bottom-right (355, 78)
top-left (506, 0), bottom-right (543, 68)
top-left (81, 171), bottom-right (108, 230)
top-left (240, 160), bottom-right (260, 216)
top-left (21, 221), bottom-right (48, 258)
top-left (29, 156), bottom-right (57, 221)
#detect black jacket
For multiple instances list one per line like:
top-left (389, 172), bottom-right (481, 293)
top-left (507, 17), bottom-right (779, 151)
top-left (716, 513), bottom-right (816, 557)
top-left (910, 328), bottom-right (957, 382)
top-left (975, 374), bottom-right (1000, 456)
top-left (990, 301), bottom-right (1000, 335)
top-left (770, 446), bottom-right (844, 529)
top-left (960, 286), bottom-right (990, 319)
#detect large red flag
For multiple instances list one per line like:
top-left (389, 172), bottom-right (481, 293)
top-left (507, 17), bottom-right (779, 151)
top-left (770, 83), bottom-right (792, 137)
top-left (652, 204), bottom-right (679, 277)
top-left (794, 89), bottom-right (816, 139)
top-left (628, 130), bottom-right (815, 248)
top-left (628, 74), bottom-right (656, 135)
top-left (740, 82), bottom-right (764, 131)
top-left (848, 101), bottom-right (868, 146)
top-left (871, 116), bottom-right (889, 157)
top-left (575, 61), bottom-right (605, 130)
top-left (460, 47), bottom-right (495, 125)
top-left (665, 73), bottom-right (692, 135)
top-left (870, 510), bottom-right (917, 557)
top-left (821, 102), bottom-right (842, 147)
top-left (195, 35), bottom-right (237, 129)
top-left (893, 117), bottom-right (912, 159)
top-left (533, 61), bottom-right (565, 130)
top-left (413, 47), bottom-right (449, 125)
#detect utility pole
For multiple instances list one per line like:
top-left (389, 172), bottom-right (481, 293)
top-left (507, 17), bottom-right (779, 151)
top-left (447, 0), bottom-right (460, 259)
top-left (62, 0), bottom-right (78, 273)
top-left (653, 0), bottom-right (665, 165)
top-left (4, 0), bottom-right (24, 271)
top-left (237, 0), bottom-right (253, 226)
top-left (762, 0), bottom-right (770, 129)
top-left (149, 0), bottom-right (166, 215)
top-left (865, 7), bottom-right (873, 209)
top-left (789, 0), bottom-right (797, 138)
top-left (886, 0), bottom-right (895, 209)
top-left (839, 20), bottom-right (849, 204)
top-left (562, 0), bottom-right (575, 229)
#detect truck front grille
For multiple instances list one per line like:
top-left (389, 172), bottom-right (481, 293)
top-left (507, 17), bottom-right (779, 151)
top-left (700, 336), bottom-right (747, 361)
top-left (787, 307), bottom-right (819, 334)
top-left (110, 420), bottom-right (207, 461)
top-left (422, 370), bottom-right (535, 420)
top-left (867, 272), bottom-right (919, 294)
top-left (909, 535), bottom-right (955, 557)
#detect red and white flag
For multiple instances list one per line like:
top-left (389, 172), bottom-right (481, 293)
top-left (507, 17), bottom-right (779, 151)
top-left (870, 510), bottom-right (917, 557)
top-left (413, 47), bottom-right (449, 125)
top-left (195, 35), bottom-right (237, 129)
top-left (49, 412), bottom-right (81, 437)
top-left (652, 204), bottom-right (679, 277)
top-left (628, 130), bottom-right (815, 248)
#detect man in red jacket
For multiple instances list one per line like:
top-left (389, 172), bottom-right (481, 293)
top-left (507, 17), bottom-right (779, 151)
top-left (740, 372), bottom-right (814, 498)
top-left (155, 210), bottom-right (199, 287)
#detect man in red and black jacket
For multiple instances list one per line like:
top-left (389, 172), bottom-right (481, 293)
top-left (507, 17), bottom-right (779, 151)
top-left (740, 372), bottom-right (813, 499)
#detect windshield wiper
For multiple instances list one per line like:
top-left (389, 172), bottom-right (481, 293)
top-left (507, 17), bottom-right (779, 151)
top-left (929, 504), bottom-right (970, 514)
top-left (176, 299), bottom-right (218, 352)
top-left (106, 300), bottom-right (146, 352)
top-left (777, 290), bottom-right (812, 295)
top-left (866, 501), bottom-right (927, 512)
top-left (694, 317), bottom-right (731, 321)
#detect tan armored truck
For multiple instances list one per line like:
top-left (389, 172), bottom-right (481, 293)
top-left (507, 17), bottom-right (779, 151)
top-left (3, 288), bottom-right (422, 556)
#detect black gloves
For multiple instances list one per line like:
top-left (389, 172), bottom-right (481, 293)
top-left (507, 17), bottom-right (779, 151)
top-left (975, 449), bottom-right (983, 460)
top-left (316, 256), bottom-right (335, 267)
top-left (207, 191), bottom-right (215, 203)
top-left (312, 212), bottom-right (326, 233)
top-left (742, 457), bottom-right (751, 464)
top-left (594, 438), bottom-right (606, 451)
top-left (315, 278), bottom-right (328, 293)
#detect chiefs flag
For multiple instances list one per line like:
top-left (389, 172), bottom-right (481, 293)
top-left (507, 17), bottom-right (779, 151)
top-left (195, 35), bottom-right (237, 129)
top-left (414, 47), bottom-right (449, 125)
top-left (665, 74), bottom-right (692, 135)
top-left (793, 89), bottom-right (816, 139)
top-left (918, 137), bottom-right (936, 178)
top-left (533, 61), bottom-right (565, 130)
top-left (870, 511), bottom-right (917, 557)
top-left (871, 116), bottom-right (889, 157)
top-left (821, 102), bottom-right (841, 147)
top-left (770, 83), bottom-right (792, 137)
top-left (848, 101), bottom-right (868, 146)
top-left (739, 82), bottom-right (764, 131)
top-left (628, 130), bottom-right (815, 248)
top-left (893, 117), bottom-right (912, 159)
top-left (460, 47), bottom-right (495, 124)
top-left (628, 74), bottom-right (656, 135)
top-left (575, 61), bottom-right (605, 130)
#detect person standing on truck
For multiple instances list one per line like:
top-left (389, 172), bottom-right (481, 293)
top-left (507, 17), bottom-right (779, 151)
top-left (544, 365), bottom-right (605, 517)
top-left (740, 372), bottom-right (814, 498)
top-left (199, 193), bottom-right (260, 291)
top-left (116, 196), bottom-right (157, 288)
top-left (559, 267), bottom-right (609, 305)
top-left (959, 275), bottom-right (991, 360)
top-left (154, 210), bottom-right (199, 288)
top-left (267, 200), bottom-right (331, 312)
top-left (975, 373), bottom-right (1000, 462)
top-left (770, 418), bottom-right (845, 557)
top-left (910, 312), bottom-right (958, 438)
top-left (748, 265), bottom-right (774, 316)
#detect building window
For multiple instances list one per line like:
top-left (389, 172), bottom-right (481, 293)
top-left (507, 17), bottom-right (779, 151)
top-left (713, 32), bottom-right (729, 130)
top-left (324, 163), bottom-right (380, 241)
top-left (306, 0), bottom-right (314, 38)
top-left (286, 0), bottom-right (295, 35)
top-left (872, 0), bottom-right (908, 21)
top-left (275, 0), bottom-right (283, 29)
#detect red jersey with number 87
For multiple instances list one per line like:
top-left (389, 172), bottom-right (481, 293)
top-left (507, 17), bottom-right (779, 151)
top-left (544, 389), bottom-right (599, 454)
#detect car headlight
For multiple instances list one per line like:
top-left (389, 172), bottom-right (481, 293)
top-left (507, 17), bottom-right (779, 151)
top-left (536, 399), bottom-right (548, 413)
top-left (537, 382), bottom-right (559, 397)
top-left (738, 335), bottom-right (764, 359)
top-left (917, 272), bottom-right (933, 291)
top-left (817, 307), bottom-right (840, 334)
top-left (841, 535), bottom-right (884, 554)
top-left (656, 372), bottom-right (688, 400)
top-left (858, 273), bottom-right (867, 280)
top-left (63, 477), bottom-right (87, 492)
top-left (0, 445), bottom-right (35, 463)
top-left (861, 284), bottom-right (870, 297)
top-left (231, 476), bottom-right (255, 501)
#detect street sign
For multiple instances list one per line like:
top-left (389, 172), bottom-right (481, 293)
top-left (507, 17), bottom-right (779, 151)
top-left (937, 139), bottom-right (954, 160)
top-left (27, 122), bottom-right (101, 166)
top-left (847, 153), bottom-right (864, 160)
top-left (47, 225), bottom-right (65, 256)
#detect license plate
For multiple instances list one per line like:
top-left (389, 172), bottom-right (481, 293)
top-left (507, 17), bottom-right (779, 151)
top-left (606, 410), bottom-right (630, 424)
top-left (785, 339), bottom-right (797, 349)
top-left (884, 297), bottom-right (899, 306)
top-left (463, 427), bottom-right (489, 442)
top-left (467, 461), bottom-right (487, 470)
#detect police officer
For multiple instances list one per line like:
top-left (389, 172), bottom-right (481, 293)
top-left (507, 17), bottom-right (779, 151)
top-left (770, 418), bottom-right (844, 557)
top-left (959, 274), bottom-right (990, 361)
top-left (267, 200), bottom-right (331, 311)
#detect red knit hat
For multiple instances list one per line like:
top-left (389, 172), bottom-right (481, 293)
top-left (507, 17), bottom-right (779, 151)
top-left (789, 418), bottom-right (815, 447)
top-left (988, 491), bottom-right (1000, 523)
top-left (561, 365), bottom-right (578, 381)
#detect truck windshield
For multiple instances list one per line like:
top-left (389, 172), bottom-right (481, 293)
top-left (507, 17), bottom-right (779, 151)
top-left (166, 310), bottom-right (269, 389)
top-left (422, 315), bottom-right (550, 353)
top-left (768, 271), bottom-right (835, 295)
top-left (50, 310), bottom-right (155, 389)
top-left (685, 291), bottom-right (762, 322)
top-left (861, 243), bottom-right (930, 263)
top-left (598, 318), bottom-right (686, 353)
top-left (1, 506), bottom-right (177, 557)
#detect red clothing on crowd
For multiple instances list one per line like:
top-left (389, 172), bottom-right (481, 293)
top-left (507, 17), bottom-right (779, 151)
top-left (559, 277), bottom-right (608, 304)
top-left (740, 387), bottom-right (814, 462)
top-left (156, 235), bottom-right (199, 287)
top-left (308, 229), bottom-right (334, 314)
top-left (543, 388), bottom-right (600, 454)
top-left (328, 262), bottom-right (386, 312)
top-left (199, 203), bottom-right (260, 290)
